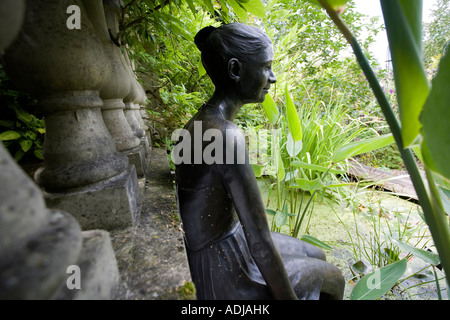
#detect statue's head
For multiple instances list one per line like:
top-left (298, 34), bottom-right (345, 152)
top-left (195, 23), bottom-right (276, 103)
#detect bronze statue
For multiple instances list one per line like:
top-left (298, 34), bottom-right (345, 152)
top-left (175, 23), bottom-right (345, 300)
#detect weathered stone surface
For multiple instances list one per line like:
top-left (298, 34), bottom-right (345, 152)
top-left (3, 0), bottom-right (111, 96)
top-left (34, 101), bottom-right (130, 192)
top-left (2, 0), bottom-right (132, 192)
top-left (0, 143), bottom-right (83, 300)
top-left (124, 146), bottom-right (150, 178)
top-left (52, 230), bottom-right (120, 300)
top-left (99, 0), bottom-right (140, 154)
top-left (45, 165), bottom-right (141, 231)
top-left (0, 0), bottom-right (25, 53)
top-left (0, 208), bottom-right (83, 300)
top-left (111, 148), bottom-right (194, 300)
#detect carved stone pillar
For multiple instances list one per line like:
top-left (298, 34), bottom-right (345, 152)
top-left (0, 0), bottom-right (119, 299)
top-left (135, 86), bottom-right (149, 132)
top-left (124, 78), bottom-right (145, 141)
top-left (135, 84), bottom-right (153, 156)
top-left (122, 78), bottom-right (149, 177)
top-left (0, 143), bottom-right (120, 299)
top-left (138, 85), bottom-right (155, 149)
top-left (100, 0), bottom-right (144, 175)
top-left (2, 0), bottom-right (140, 230)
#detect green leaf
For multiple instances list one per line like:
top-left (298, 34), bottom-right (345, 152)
top-left (392, 239), bottom-right (440, 266)
top-left (380, 0), bottom-right (430, 148)
top-left (261, 93), bottom-right (279, 125)
top-left (291, 178), bottom-right (324, 191)
top-left (285, 84), bottom-right (302, 142)
top-left (420, 50), bottom-right (450, 182)
top-left (0, 120), bottom-right (14, 129)
top-left (437, 186), bottom-right (450, 215)
top-left (276, 148), bottom-right (285, 182)
top-left (398, 0), bottom-right (423, 53)
top-left (0, 130), bottom-right (21, 141)
top-left (197, 58), bottom-right (206, 77)
top-left (185, 0), bottom-right (197, 15)
top-left (265, 208), bottom-right (276, 216)
top-left (307, 0), bottom-right (349, 10)
top-left (251, 164), bottom-right (264, 177)
top-left (304, 0), bottom-right (321, 8)
top-left (275, 209), bottom-right (288, 228)
top-left (228, 0), bottom-right (248, 21)
top-left (286, 132), bottom-right (302, 157)
top-left (241, 0), bottom-right (266, 18)
top-left (300, 235), bottom-right (333, 250)
top-left (34, 149), bottom-right (43, 160)
top-left (14, 150), bottom-right (25, 162)
top-left (331, 134), bottom-right (394, 164)
top-left (290, 161), bottom-right (345, 175)
top-left (200, 0), bottom-right (215, 15)
top-left (19, 140), bottom-right (33, 153)
top-left (350, 259), bottom-right (407, 300)
top-left (14, 107), bottom-right (33, 123)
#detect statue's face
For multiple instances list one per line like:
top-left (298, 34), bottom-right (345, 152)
top-left (238, 45), bottom-right (276, 103)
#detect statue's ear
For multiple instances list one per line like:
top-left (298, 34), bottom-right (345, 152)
top-left (228, 58), bottom-right (241, 83)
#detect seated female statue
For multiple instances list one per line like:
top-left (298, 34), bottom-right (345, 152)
top-left (175, 23), bottom-right (345, 300)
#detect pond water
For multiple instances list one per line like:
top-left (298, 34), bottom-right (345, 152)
top-left (256, 178), bottom-right (448, 300)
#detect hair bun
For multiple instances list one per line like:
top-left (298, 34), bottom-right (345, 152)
top-left (194, 26), bottom-right (216, 52)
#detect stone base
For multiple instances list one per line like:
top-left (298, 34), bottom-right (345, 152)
top-left (45, 165), bottom-right (141, 231)
top-left (111, 148), bottom-right (193, 300)
top-left (0, 210), bottom-right (83, 299)
top-left (141, 136), bottom-right (151, 159)
top-left (125, 146), bottom-right (149, 178)
top-left (52, 230), bottom-right (120, 300)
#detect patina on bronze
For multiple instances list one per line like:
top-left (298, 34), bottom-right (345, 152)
top-left (175, 23), bottom-right (345, 300)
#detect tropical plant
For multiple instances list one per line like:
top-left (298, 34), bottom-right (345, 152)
top-left (310, 0), bottom-right (450, 298)
top-left (259, 85), bottom-right (395, 239)
top-left (0, 65), bottom-right (44, 163)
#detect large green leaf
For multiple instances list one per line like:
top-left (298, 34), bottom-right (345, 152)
top-left (0, 130), bottom-right (21, 141)
top-left (291, 178), bottom-right (324, 191)
top-left (286, 132), bottom-right (302, 157)
top-left (398, 0), bottom-right (423, 54)
top-left (285, 85), bottom-right (302, 142)
top-left (392, 239), bottom-right (440, 266)
top-left (350, 259), bottom-right (407, 300)
top-left (420, 50), bottom-right (450, 182)
top-left (261, 93), bottom-right (279, 125)
top-left (331, 134), bottom-right (394, 164)
top-left (380, 0), bottom-right (430, 148)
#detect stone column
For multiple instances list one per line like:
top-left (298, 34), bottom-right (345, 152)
top-left (2, 0), bottom-right (140, 230)
top-left (100, 0), bottom-right (145, 177)
top-left (135, 83), bottom-right (153, 153)
top-left (123, 77), bottom-right (150, 177)
top-left (0, 0), bottom-right (119, 299)
top-left (0, 143), bottom-right (120, 299)
top-left (139, 86), bottom-right (155, 147)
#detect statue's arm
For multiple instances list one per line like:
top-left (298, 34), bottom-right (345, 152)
top-left (218, 125), bottom-right (297, 300)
